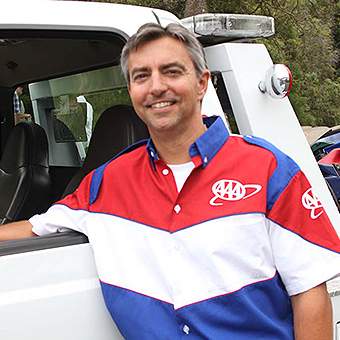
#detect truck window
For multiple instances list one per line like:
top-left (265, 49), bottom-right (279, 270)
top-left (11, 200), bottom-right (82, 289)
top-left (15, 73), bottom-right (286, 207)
top-left (29, 65), bottom-right (131, 166)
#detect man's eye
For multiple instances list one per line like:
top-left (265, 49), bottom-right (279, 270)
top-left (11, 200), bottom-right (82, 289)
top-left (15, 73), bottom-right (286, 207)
top-left (166, 69), bottom-right (182, 76)
top-left (133, 74), bottom-right (147, 81)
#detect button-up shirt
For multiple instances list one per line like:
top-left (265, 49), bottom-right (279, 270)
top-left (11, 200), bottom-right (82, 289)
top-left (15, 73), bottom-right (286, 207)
top-left (31, 116), bottom-right (340, 340)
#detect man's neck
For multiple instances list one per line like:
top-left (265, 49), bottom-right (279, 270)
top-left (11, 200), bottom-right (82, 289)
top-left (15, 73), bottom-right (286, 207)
top-left (150, 122), bottom-right (207, 164)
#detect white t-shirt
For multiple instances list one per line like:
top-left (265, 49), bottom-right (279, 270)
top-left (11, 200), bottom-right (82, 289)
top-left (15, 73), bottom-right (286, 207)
top-left (167, 161), bottom-right (195, 192)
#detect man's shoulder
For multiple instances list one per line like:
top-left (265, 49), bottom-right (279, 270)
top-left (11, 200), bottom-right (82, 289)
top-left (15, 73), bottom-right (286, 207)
top-left (224, 134), bottom-right (301, 202)
top-left (95, 140), bottom-right (149, 179)
top-left (88, 140), bottom-right (149, 205)
top-left (227, 133), bottom-right (299, 170)
top-left (109, 139), bottom-right (148, 163)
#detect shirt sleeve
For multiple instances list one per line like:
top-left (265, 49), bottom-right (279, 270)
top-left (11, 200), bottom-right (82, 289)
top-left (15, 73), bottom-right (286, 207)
top-left (30, 171), bottom-right (94, 237)
top-left (13, 91), bottom-right (20, 115)
top-left (267, 169), bottom-right (340, 296)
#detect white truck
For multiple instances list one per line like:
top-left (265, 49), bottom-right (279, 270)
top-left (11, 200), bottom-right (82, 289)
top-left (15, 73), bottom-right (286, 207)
top-left (0, 1), bottom-right (339, 339)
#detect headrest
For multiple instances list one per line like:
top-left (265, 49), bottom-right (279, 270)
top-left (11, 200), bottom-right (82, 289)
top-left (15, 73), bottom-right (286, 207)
top-left (82, 104), bottom-right (149, 174)
top-left (0, 122), bottom-right (49, 173)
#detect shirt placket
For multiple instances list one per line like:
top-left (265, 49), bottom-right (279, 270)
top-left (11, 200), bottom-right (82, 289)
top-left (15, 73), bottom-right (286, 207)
top-left (156, 161), bottom-right (203, 338)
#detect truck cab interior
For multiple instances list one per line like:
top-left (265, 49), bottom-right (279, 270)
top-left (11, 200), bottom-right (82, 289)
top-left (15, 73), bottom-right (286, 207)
top-left (0, 30), bottom-right (149, 229)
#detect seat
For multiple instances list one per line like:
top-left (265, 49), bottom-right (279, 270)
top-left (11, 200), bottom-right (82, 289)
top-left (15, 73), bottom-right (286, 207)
top-left (318, 148), bottom-right (340, 166)
top-left (62, 104), bottom-right (149, 197)
top-left (0, 122), bottom-right (51, 225)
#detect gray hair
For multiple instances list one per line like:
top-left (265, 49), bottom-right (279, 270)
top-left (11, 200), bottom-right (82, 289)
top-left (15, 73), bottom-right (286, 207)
top-left (120, 23), bottom-right (207, 85)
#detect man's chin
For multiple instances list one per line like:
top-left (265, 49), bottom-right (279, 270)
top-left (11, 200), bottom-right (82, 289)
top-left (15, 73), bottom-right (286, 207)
top-left (148, 120), bottom-right (179, 135)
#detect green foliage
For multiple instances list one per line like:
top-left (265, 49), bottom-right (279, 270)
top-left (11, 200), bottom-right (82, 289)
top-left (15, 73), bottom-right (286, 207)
top-left (262, 1), bottom-right (340, 127)
top-left (206, 0), bottom-right (340, 127)
top-left (21, 87), bottom-right (33, 116)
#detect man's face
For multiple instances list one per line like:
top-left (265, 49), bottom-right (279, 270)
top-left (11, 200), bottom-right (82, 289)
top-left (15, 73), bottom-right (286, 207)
top-left (127, 37), bottom-right (209, 136)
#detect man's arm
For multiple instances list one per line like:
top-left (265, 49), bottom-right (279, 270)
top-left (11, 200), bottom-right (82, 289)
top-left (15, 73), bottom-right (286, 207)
top-left (0, 220), bottom-right (37, 241)
top-left (14, 113), bottom-right (31, 125)
top-left (291, 283), bottom-right (333, 340)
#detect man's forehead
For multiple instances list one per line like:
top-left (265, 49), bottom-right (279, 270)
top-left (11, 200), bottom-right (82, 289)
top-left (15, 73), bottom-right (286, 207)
top-left (134, 36), bottom-right (183, 51)
top-left (128, 37), bottom-right (192, 70)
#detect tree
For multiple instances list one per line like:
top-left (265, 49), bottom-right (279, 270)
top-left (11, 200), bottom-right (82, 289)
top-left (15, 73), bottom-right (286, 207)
top-left (205, 0), bottom-right (340, 127)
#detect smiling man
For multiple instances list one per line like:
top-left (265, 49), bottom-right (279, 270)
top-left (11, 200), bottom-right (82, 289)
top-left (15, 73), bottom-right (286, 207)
top-left (126, 33), bottom-right (209, 165)
top-left (1, 23), bottom-right (340, 340)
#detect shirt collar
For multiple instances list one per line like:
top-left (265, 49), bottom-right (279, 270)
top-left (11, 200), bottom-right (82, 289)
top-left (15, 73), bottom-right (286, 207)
top-left (146, 116), bottom-right (229, 170)
top-left (146, 139), bottom-right (159, 170)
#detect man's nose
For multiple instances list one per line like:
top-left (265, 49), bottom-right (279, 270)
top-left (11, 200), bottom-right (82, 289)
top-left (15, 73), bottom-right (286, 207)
top-left (149, 73), bottom-right (168, 96)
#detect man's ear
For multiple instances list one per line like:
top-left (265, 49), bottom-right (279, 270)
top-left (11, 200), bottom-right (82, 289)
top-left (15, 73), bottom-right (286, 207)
top-left (198, 69), bottom-right (210, 101)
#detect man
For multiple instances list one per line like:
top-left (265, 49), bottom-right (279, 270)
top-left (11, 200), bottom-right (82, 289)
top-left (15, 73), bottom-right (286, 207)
top-left (13, 86), bottom-right (31, 125)
top-left (1, 23), bottom-right (340, 340)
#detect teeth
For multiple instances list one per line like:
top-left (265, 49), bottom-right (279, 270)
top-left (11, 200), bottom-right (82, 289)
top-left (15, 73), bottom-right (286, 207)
top-left (151, 102), bottom-right (172, 108)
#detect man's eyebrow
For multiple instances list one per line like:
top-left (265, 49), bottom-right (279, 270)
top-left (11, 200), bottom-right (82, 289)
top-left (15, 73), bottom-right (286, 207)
top-left (130, 67), bottom-right (150, 78)
top-left (130, 62), bottom-right (187, 78)
top-left (161, 62), bottom-right (187, 71)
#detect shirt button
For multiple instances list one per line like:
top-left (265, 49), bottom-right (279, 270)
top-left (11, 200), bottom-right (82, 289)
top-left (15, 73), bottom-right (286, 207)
top-left (203, 156), bottom-right (208, 163)
top-left (150, 151), bottom-right (155, 158)
top-left (183, 325), bottom-right (190, 334)
top-left (174, 204), bottom-right (181, 214)
top-left (162, 169), bottom-right (169, 175)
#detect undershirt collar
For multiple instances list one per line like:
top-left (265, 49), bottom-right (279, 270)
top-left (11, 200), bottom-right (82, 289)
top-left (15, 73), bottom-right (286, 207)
top-left (167, 161), bottom-right (195, 193)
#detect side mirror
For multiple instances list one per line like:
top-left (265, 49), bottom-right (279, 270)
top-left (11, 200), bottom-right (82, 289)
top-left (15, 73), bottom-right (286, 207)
top-left (258, 64), bottom-right (292, 99)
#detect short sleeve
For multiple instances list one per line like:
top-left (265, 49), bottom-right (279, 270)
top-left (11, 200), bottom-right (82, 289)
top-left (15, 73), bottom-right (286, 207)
top-left (30, 171), bottom-right (94, 237)
top-left (267, 170), bottom-right (340, 295)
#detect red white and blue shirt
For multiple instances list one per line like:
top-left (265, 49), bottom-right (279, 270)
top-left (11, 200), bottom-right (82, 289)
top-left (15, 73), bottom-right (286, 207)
top-left (30, 116), bottom-right (340, 340)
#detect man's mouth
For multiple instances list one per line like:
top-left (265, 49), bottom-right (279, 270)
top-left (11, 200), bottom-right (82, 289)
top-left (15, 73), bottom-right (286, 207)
top-left (149, 101), bottom-right (175, 108)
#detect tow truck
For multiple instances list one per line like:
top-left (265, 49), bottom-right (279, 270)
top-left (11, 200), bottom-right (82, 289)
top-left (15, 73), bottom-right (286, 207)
top-left (0, 1), bottom-right (340, 339)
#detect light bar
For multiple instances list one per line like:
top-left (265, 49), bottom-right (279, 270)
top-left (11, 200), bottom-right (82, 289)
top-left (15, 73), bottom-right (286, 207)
top-left (181, 13), bottom-right (274, 44)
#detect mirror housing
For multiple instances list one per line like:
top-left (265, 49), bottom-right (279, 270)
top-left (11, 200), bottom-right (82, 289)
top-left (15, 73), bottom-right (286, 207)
top-left (258, 64), bottom-right (292, 99)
